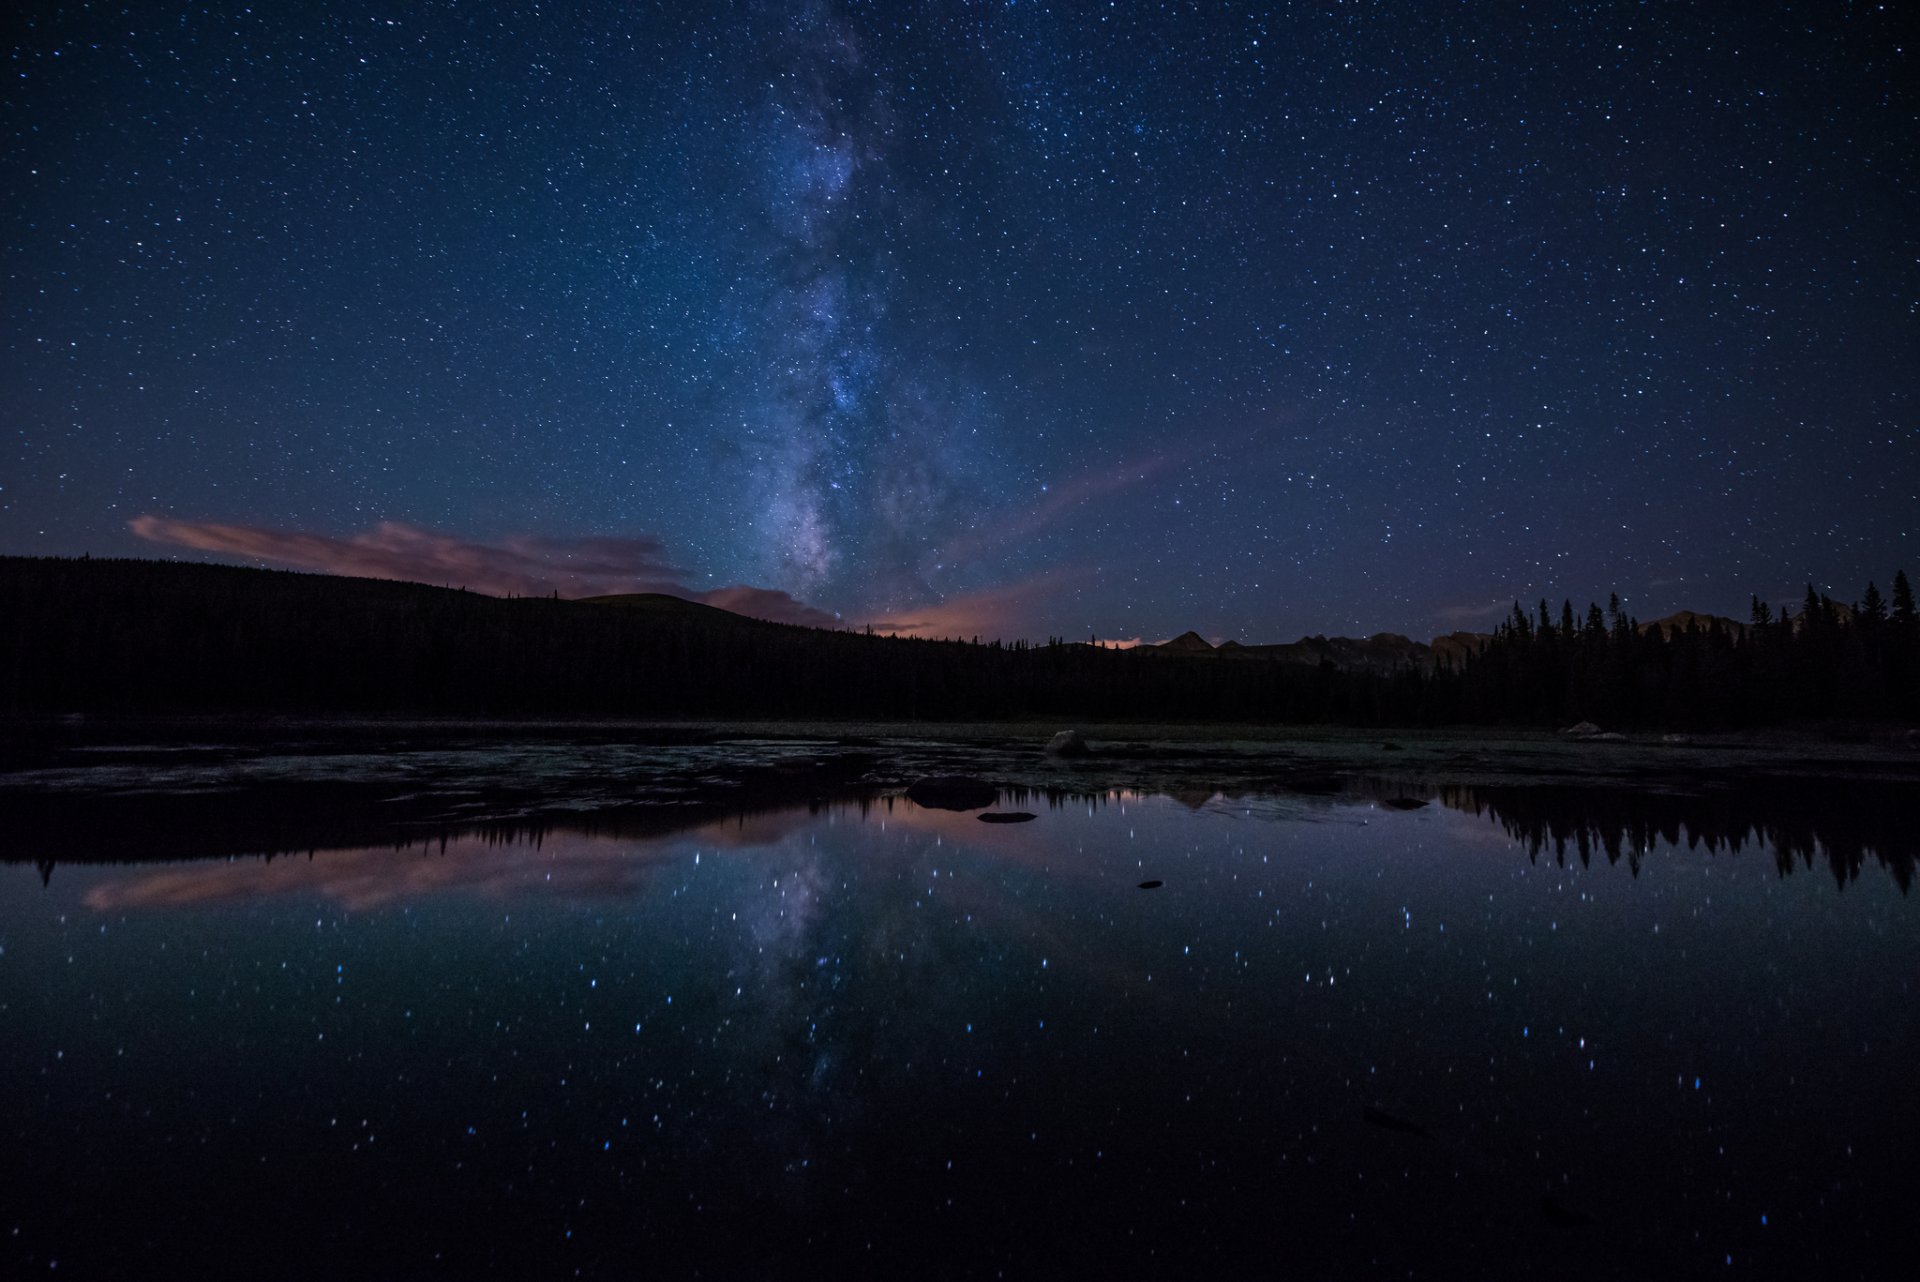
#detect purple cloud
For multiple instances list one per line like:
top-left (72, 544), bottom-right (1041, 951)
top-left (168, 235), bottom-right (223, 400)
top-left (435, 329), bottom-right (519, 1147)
top-left (129, 515), bottom-right (839, 626)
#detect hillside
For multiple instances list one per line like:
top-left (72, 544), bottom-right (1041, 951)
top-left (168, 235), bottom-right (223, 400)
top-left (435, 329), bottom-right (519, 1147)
top-left (2, 556), bottom-right (1913, 727)
top-left (0, 556), bottom-right (1397, 722)
top-left (579, 592), bottom-right (777, 627)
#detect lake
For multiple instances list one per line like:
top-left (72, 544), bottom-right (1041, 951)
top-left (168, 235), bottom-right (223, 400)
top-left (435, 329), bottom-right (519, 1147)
top-left (2, 776), bottom-right (1914, 1278)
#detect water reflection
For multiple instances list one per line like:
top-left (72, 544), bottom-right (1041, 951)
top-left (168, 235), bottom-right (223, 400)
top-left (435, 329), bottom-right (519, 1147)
top-left (9, 776), bottom-right (1916, 896)
top-left (74, 800), bottom-right (981, 911)
top-left (2, 782), bottom-right (1915, 1277)
top-left (1437, 779), bottom-right (1916, 891)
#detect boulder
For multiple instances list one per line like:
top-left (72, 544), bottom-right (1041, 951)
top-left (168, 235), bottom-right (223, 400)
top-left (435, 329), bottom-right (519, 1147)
top-left (1044, 729), bottom-right (1090, 757)
top-left (1560, 721), bottom-right (1603, 739)
top-left (905, 776), bottom-right (998, 811)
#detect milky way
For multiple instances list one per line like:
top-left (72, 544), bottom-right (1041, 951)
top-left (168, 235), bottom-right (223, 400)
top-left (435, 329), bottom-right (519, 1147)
top-left (3, 1), bottom-right (1914, 640)
top-left (728, 7), bottom-right (995, 606)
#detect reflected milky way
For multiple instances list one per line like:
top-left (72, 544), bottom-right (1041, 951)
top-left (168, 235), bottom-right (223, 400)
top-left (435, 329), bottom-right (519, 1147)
top-left (3, 787), bottom-right (1916, 1277)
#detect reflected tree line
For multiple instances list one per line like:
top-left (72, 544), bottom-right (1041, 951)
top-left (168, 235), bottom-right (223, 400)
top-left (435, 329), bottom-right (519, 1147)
top-left (3, 557), bottom-right (1918, 727)
top-left (7, 776), bottom-right (1913, 894)
top-left (1439, 781), bottom-right (1916, 892)
top-left (1001, 781), bottom-right (1918, 892)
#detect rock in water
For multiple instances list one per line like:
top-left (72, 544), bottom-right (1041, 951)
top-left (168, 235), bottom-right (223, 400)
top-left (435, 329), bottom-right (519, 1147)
top-left (1137, 879), bottom-right (1163, 889)
top-left (1540, 1193), bottom-right (1597, 1228)
top-left (1362, 1106), bottom-right (1428, 1138)
top-left (906, 776), bottom-right (998, 811)
top-left (1379, 797), bottom-right (1427, 810)
top-left (978, 811), bottom-right (1036, 824)
top-left (1044, 729), bottom-right (1089, 757)
top-left (1560, 721), bottom-right (1603, 739)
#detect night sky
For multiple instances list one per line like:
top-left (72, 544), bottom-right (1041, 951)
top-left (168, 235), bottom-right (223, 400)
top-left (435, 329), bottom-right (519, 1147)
top-left (4, 1), bottom-right (1914, 643)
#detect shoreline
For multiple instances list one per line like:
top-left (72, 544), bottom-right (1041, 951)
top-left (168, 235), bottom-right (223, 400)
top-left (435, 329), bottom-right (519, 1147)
top-left (2, 717), bottom-right (1915, 870)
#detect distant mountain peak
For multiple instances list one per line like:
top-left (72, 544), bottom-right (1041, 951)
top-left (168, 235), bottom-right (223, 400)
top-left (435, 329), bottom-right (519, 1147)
top-left (1638, 610), bottom-right (1747, 639)
top-left (1157, 630), bottom-right (1215, 652)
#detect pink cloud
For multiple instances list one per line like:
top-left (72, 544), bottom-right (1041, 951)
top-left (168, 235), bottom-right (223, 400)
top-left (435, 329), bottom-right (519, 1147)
top-left (128, 515), bottom-right (839, 627)
top-left (862, 568), bottom-right (1083, 640)
top-left (130, 515), bottom-right (682, 597)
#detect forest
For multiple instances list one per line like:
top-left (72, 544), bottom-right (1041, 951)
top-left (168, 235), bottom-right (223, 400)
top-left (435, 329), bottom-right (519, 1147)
top-left (2, 556), bottom-right (1915, 727)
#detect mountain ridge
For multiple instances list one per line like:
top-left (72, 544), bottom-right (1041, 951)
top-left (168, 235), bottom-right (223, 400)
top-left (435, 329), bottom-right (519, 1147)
top-left (1135, 610), bottom-right (1751, 673)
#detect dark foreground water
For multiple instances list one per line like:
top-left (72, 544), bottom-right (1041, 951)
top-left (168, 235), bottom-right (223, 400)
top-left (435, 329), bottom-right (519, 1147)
top-left (2, 788), bottom-right (1915, 1279)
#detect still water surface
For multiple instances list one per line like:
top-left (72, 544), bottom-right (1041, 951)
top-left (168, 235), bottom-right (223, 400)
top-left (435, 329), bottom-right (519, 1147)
top-left (2, 789), bottom-right (1914, 1278)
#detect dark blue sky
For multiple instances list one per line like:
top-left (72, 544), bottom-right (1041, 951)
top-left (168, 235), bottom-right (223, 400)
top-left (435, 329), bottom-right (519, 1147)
top-left (4, 1), bottom-right (1914, 641)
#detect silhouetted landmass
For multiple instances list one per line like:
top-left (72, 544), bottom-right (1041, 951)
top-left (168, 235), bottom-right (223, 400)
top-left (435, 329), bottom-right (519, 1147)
top-left (3, 556), bottom-right (1917, 726)
top-left (1444, 584), bottom-right (1920, 727)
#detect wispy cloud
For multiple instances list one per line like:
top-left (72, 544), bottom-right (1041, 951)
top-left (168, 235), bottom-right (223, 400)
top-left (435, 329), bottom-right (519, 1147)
top-left (129, 515), bottom-right (840, 627)
top-left (934, 452), bottom-right (1174, 569)
top-left (130, 516), bottom-right (682, 596)
top-left (861, 568), bottom-right (1083, 640)
top-left (1431, 597), bottom-right (1515, 626)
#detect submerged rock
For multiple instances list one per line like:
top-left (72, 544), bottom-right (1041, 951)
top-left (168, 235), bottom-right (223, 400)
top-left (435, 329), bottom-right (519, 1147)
top-left (1379, 797), bottom-right (1427, 810)
top-left (1540, 1193), bottom-right (1597, 1228)
top-left (1361, 1106), bottom-right (1428, 1138)
top-left (906, 776), bottom-right (998, 811)
top-left (1137, 879), bottom-right (1163, 889)
top-left (1044, 729), bottom-right (1090, 757)
top-left (978, 811), bottom-right (1036, 824)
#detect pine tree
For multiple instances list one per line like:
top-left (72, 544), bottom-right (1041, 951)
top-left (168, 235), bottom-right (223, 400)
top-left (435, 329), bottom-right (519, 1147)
top-left (1890, 570), bottom-right (1919, 718)
top-left (1860, 581), bottom-right (1886, 626)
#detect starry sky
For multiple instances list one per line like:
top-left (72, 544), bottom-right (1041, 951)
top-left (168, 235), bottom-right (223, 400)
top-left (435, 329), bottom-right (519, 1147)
top-left (4, 1), bottom-right (1915, 642)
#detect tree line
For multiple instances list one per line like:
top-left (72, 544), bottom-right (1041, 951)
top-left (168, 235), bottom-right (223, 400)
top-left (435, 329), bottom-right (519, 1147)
top-left (2, 556), bottom-right (1915, 727)
top-left (1445, 574), bottom-right (1919, 726)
